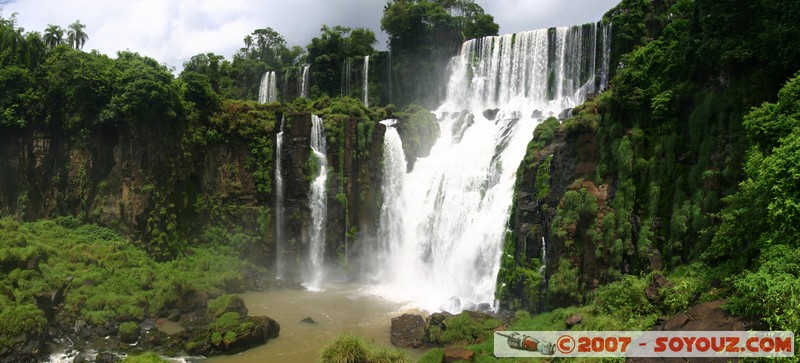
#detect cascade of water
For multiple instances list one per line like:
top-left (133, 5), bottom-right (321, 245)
top-left (599, 23), bottom-right (612, 90)
top-left (387, 51), bottom-right (393, 104)
top-left (274, 116), bottom-right (286, 279)
top-left (375, 24), bottom-right (610, 312)
top-left (341, 58), bottom-right (352, 97)
top-left (363, 55), bottom-right (370, 107)
top-left (258, 71), bottom-right (278, 103)
top-left (375, 119), bottom-right (405, 281)
top-left (305, 115), bottom-right (328, 290)
top-left (540, 236), bottom-right (547, 274)
top-left (283, 69), bottom-right (290, 102)
top-left (300, 65), bottom-right (310, 98)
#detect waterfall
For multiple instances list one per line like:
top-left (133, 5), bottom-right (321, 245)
top-left (274, 116), bottom-right (286, 279)
top-left (305, 115), bottom-right (328, 290)
top-left (387, 51), bottom-right (393, 104)
top-left (258, 71), bottom-right (278, 103)
top-left (599, 22), bottom-right (612, 90)
top-left (283, 69), bottom-right (290, 102)
top-left (300, 65), bottom-right (310, 98)
top-left (376, 119), bottom-right (405, 281)
top-left (363, 55), bottom-right (370, 107)
top-left (540, 236), bottom-right (547, 274)
top-left (341, 58), bottom-right (352, 97)
top-left (374, 24), bottom-right (609, 312)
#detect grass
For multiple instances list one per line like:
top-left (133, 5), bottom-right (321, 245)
top-left (0, 216), bottom-right (255, 335)
top-left (121, 352), bottom-right (170, 363)
top-left (320, 332), bottom-right (410, 363)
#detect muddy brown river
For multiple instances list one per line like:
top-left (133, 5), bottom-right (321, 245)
top-left (199, 284), bottom-right (426, 363)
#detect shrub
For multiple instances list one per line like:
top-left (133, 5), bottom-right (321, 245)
top-left (319, 332), bottom-right (409, 363)
top-left (416, 348), bottom-right (444, 363)
top-left (121, 352), bottom-right (170, 363)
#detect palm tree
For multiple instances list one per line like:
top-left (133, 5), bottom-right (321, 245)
top-left (44, 24), bottom-right (64, 48)
top-left (243, 35), bottom-right (253, 54)
top-left (67, 20), bottom-right (88, 50)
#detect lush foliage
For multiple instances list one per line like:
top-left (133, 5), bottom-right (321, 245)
top-left (0, 217), bottom-right (254, 333)
top-left (319, 332), bottom-right (409, 363)
top-left (710, 74), bottom-right (800, 347)
top-left (306, 25), bottom-right (377, 98)
top-left (121, 352), bottom-right (170, 363)
top-left (381, 0), bottom-right (498, 108)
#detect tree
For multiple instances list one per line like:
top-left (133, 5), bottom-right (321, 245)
top-left (67, 20), bottom-right (88, 50)
top-left (43, 24), bottom-right (64, 48)
top-left (306, 25), bottom-right (377, 97)
top-left (381, 0), bottom-right (498, 107)
top-left (243, 35), bottom-right (253, 55)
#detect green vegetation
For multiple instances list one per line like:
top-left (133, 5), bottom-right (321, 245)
top-left (416, 348), bottom-right (444, 363)
top-left (118, 322), bottom-right (139, 336)
top-left (0, 217), bottom-right (254, 332)
top-left (530, 116), bottom-right (560, 149)
top-left (307, 26), bottom-right (377, 99)
top-left (319, 332), bottom-right (409, 363)
top-left (429, 312), bottom-right (501, 345)
top-left (381, 0), bottom-right (498, 108)
top-left (393, 104), bottom-right (440, 167)
top-left (121, 352), bottom-right (170, 363)
top-left (501, 0), bottom-right (800, 347)
top-left (710, 74), bottom-right (800, 348)
top-left (206, 294), bottom-right (244, 318)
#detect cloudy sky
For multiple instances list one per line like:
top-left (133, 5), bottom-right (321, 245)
top-left (2, 0), bottom-right (619, 71)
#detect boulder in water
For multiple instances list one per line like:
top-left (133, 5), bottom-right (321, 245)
top-left (482, 108), bottom-right (501, 120)
top-left (557, 108), bottom-right (573, 120)
top-left (391, 314), bottom-right (426, 348)
top-left (531, 109), bottom-right (543, 119)
top-left (184, 313), bottom-right (281, 356)
top-left (95, 352), bottom-right (118, 363)
top-left (300, 317), bottom-right (318, 324)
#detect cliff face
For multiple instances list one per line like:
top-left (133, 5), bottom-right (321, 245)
top-left (500, 101), bottom-right (633, 312)
top-left (0, 116), bottom-right (273, 258)
top-left (0, 105), bottom-right (386, 282)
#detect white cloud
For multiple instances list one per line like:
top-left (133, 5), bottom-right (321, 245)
top-left (3, 0), bottom-right (619, 71)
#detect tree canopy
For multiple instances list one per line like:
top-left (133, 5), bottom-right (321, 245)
top-left (381, 0), bottom-right (498, 108)
top-left (306, 25), bottom-right (377, 98)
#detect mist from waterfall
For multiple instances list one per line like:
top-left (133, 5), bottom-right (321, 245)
top-left (374, 23), bottom-right (611, 312)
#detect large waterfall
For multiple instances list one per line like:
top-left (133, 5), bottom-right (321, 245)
top-left (363, 55), bottom-right (370, 107)
top-left (258, 71), bottom-right (278, 103)
top-left (374, 23), bottom-right (611, 312)
top-left (305, 115), bottom-right (328, 290)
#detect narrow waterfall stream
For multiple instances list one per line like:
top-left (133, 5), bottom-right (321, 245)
top-left (363, 55), bottom-right (369, 107)
top-left (304, 115), bottom-right (328, 290)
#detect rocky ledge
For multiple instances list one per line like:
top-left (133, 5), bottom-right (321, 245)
top-left (11, 294), bottom-right (279, 363)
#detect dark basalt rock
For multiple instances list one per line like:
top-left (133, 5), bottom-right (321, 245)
top-left (531, 109), bottom-right (543, 118)
top-left (645, 273), bottom-right (674, 303)
top-left (95, 352), bottom-right (118, 363)
top-left (184, 314), bottom-right (281, 356)
top-left (390, 314), bottom-right (426, 348)
top-left (557, 108), bottom-right (573, 120)
top-left (482, 108), bottom-right (501, 120)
